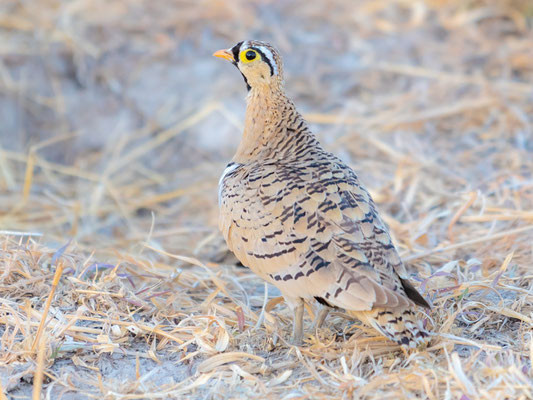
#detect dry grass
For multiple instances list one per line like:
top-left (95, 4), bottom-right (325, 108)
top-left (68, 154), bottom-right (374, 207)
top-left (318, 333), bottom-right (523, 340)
top-left (1, 0), bottom-right (532, 399)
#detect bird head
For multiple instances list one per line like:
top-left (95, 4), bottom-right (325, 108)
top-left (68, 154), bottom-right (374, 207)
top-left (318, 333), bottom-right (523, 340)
top-left (213, 40), bottom-right (283, 91)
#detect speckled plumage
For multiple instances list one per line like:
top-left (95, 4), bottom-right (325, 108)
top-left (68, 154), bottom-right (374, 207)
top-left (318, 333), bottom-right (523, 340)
top-left (215, 41), bottom-right (430, 347)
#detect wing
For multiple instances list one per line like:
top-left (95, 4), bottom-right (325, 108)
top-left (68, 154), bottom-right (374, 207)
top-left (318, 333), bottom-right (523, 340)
top-left (219, 155), bottom-right (425, 311)
top-left (219, 161), bottom-right (307, 277)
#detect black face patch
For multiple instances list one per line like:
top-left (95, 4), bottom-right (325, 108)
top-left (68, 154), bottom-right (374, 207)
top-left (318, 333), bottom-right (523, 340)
top-left (229, 41), bottom-right (250, 90)
top-left (231, 41), bottom-right (243, 63)
top-left (240, 71), bottom-right (251, 91)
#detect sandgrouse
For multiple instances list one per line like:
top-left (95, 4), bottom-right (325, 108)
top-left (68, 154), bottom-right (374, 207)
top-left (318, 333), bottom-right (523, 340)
top-left (214, 40), bottom-right (430, 347)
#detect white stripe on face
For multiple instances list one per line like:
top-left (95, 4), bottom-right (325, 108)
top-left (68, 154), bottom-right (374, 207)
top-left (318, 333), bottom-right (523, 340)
top-left (255, 45), bottom-right (278, 75)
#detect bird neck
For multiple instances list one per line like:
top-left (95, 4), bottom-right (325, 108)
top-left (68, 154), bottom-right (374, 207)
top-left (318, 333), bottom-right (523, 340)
top-left (232, 85), bottom-right (313, 163)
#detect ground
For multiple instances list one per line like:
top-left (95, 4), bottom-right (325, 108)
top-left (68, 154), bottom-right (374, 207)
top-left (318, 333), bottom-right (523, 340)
top-left (0, 0), bottom-right (532, 399)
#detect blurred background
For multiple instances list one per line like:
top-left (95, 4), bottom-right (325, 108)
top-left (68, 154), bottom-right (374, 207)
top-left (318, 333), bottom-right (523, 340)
top-left (0, 0), bottom-right (532, 260)
top-left (1, 1), bottom-right (533, 398)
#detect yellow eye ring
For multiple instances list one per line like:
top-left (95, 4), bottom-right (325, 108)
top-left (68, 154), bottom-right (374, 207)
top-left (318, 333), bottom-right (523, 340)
top-left (239, 49), bottom-right (258, 63)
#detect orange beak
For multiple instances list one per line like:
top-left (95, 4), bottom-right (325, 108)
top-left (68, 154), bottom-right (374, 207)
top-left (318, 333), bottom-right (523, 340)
top-left (213, 49), bottom-right (234, 62)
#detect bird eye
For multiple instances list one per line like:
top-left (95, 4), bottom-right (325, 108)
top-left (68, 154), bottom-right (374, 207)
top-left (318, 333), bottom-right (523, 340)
top-left (239, 49), bottom-right (258, 63)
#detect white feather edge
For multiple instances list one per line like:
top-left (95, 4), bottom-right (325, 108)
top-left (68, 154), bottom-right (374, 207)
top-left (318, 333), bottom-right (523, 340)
top-left (218, 163), bottom-right (241, 205)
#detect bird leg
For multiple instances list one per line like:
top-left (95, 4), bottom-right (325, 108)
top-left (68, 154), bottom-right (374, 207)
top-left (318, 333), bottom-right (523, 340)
top-left (291, 299), bottom-right (304, 345)
top-left (311, 306), bottom-right (330, 332)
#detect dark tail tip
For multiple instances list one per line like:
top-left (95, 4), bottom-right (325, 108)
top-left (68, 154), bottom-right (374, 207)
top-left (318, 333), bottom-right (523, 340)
top-left (400, 278), bottom-right (431, 309)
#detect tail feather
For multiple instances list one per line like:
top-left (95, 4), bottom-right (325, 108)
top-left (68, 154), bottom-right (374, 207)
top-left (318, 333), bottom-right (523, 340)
top-left (400, 278), bottom-right (431, 309)
top-left (350, 307), bottom-right (429, 348)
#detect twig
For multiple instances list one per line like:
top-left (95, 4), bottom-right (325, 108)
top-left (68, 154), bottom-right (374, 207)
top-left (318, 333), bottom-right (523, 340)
top-left (31, 263), bottom-right (64, 352)
top-left (0, 380), bottom-right (7, 400)
top-left (32, 339), bottom-right (46, 400)
top-left (448, 191), bottom-right (478, 242)
top-left (404, 225), bottom-right (533, 261)
top-left (376, 62), bottom-right (532, 95)
top-left (0, 230), bottom-right (43, 237)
